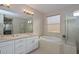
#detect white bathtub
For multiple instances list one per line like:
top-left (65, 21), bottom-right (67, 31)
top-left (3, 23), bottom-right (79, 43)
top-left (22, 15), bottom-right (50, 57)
top-left (39, 36), bottom-right (77, 54)
top-left (40, 36), bottom-right (64, 54)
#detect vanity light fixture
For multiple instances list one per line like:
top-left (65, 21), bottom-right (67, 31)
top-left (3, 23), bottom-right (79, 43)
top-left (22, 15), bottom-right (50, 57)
top-left (23, 9), bottom-right (34, 15)
top-left (23, 9), bottom-right (26, 13)
top-left (28, 21), bottom-right (30, 23)
top-left (0, 4), bottom-right (10, 8)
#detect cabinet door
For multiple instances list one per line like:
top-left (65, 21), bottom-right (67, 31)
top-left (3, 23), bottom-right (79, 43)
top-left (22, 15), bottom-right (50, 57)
top-left (0, 41), bottom-right (14, 54)
top-left (25, 37), bottom-right (39, 53)
top-left (14, 38), bottom-right (25, 54)
top-left (24, 39), bottom-right (31, 53)
top-left (26, 39), bottom-right (34, 52)
top-left (0, 47), bottom-right (7, 54)
top-left (31, 39), bottom-right (39, 50)
top-left (6, 44), bottom-right (14, 54)
top-left (0, 45), bottom-right (13, 54)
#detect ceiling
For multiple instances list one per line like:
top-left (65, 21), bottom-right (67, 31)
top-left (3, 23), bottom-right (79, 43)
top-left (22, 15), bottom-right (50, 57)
top-left (0, 4), bottom-right (77, 16)
top-left (28, 4), bottom-right (73, 15)
top-left (0, 4), bottom-right (33, 18)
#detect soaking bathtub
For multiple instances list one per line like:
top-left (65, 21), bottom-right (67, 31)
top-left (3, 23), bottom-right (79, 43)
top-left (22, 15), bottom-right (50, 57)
top-left (39, 36), bottom-right (77, 54)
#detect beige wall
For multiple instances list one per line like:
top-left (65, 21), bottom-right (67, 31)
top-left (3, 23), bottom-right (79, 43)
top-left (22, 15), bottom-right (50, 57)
top-left (33, 10), bottom-right (44, 35)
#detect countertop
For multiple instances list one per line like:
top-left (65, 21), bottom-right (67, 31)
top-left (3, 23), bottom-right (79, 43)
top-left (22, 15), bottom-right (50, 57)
top-left (0, 33), bottom-right (38, 43)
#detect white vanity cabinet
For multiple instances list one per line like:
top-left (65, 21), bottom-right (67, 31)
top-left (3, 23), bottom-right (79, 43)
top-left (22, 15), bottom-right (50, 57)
top-left (0, 41), bottom-right (14, 54)
top-left (25, 36), bottom-right (39, 53)
top-left (0, 46), bottom-right (7, 54)
top-left (0, 36), bottom-right (39, 54)
top-left (14, 38), bottom-right (26, 54)
top-left (14, 36), bottom-right (39, 54)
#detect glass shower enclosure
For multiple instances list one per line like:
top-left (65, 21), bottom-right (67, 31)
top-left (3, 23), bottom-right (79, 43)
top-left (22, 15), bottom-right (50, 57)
top-left (63, 12), bottom-right (79, 54)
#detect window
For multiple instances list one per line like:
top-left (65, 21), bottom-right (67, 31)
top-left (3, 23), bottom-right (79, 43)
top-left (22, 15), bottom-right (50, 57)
top-left (73, 10), bottom-right (79, 16)
top-left (47, 15), bottom-right (60, 33)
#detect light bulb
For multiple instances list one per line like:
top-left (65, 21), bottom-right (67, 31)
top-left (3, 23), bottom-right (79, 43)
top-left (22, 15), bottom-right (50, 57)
top-left (6, 4), bottom-right (10, 6)
top-left (23, 9), bottom-right (26, 13)
top-left (28, 21), bottom-right (30, 23)
top-left (4, 4), bottom-right (10, 8)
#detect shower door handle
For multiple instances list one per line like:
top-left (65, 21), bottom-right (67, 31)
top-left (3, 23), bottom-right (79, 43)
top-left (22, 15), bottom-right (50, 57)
top-left (62, 34), bottom-right (68, 42)
top-left (62, 35), bottom-right (66, 38)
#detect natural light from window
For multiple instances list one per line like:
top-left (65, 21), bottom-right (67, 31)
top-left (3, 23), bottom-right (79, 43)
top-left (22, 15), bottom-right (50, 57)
top-left (47, 15), bottom-right (60, 33)
top-left (73, 11), bottom-right (79, 16)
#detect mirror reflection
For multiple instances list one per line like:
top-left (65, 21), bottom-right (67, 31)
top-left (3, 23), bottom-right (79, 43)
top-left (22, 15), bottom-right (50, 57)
top-left (0, 9), bottom-right (33, 35)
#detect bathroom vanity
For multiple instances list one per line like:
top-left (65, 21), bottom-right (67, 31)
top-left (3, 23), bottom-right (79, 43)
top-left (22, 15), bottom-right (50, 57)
top-left (0, 34), bottom-right (39, 54)
top-left (0, 9), bottom-right (38, 54)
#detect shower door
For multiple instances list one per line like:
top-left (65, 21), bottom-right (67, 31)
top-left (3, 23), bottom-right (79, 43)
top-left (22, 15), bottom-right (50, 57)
top-left (65, 16), bottom-right (78, 43)
top-left (63, 14), bottom-right (79, 53)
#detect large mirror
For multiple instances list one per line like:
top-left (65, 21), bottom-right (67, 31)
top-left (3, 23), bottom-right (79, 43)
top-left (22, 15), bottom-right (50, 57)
top-left (0, 9), bottom-right (33, 35)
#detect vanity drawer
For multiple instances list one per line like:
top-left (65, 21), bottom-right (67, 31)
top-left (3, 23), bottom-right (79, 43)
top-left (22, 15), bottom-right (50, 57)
top-left (15, 43), bottom-right (25, 48)
top-left (15, 39), bottom-right (25, 43)
top-left (26, 39), bottom-right (35, 45)
top-left (0, 40), bottom-right (14, 47)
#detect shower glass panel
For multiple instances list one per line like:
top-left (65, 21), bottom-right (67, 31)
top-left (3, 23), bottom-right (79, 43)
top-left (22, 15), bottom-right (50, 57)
top-left (65, 13), bottom-right (79, 43)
